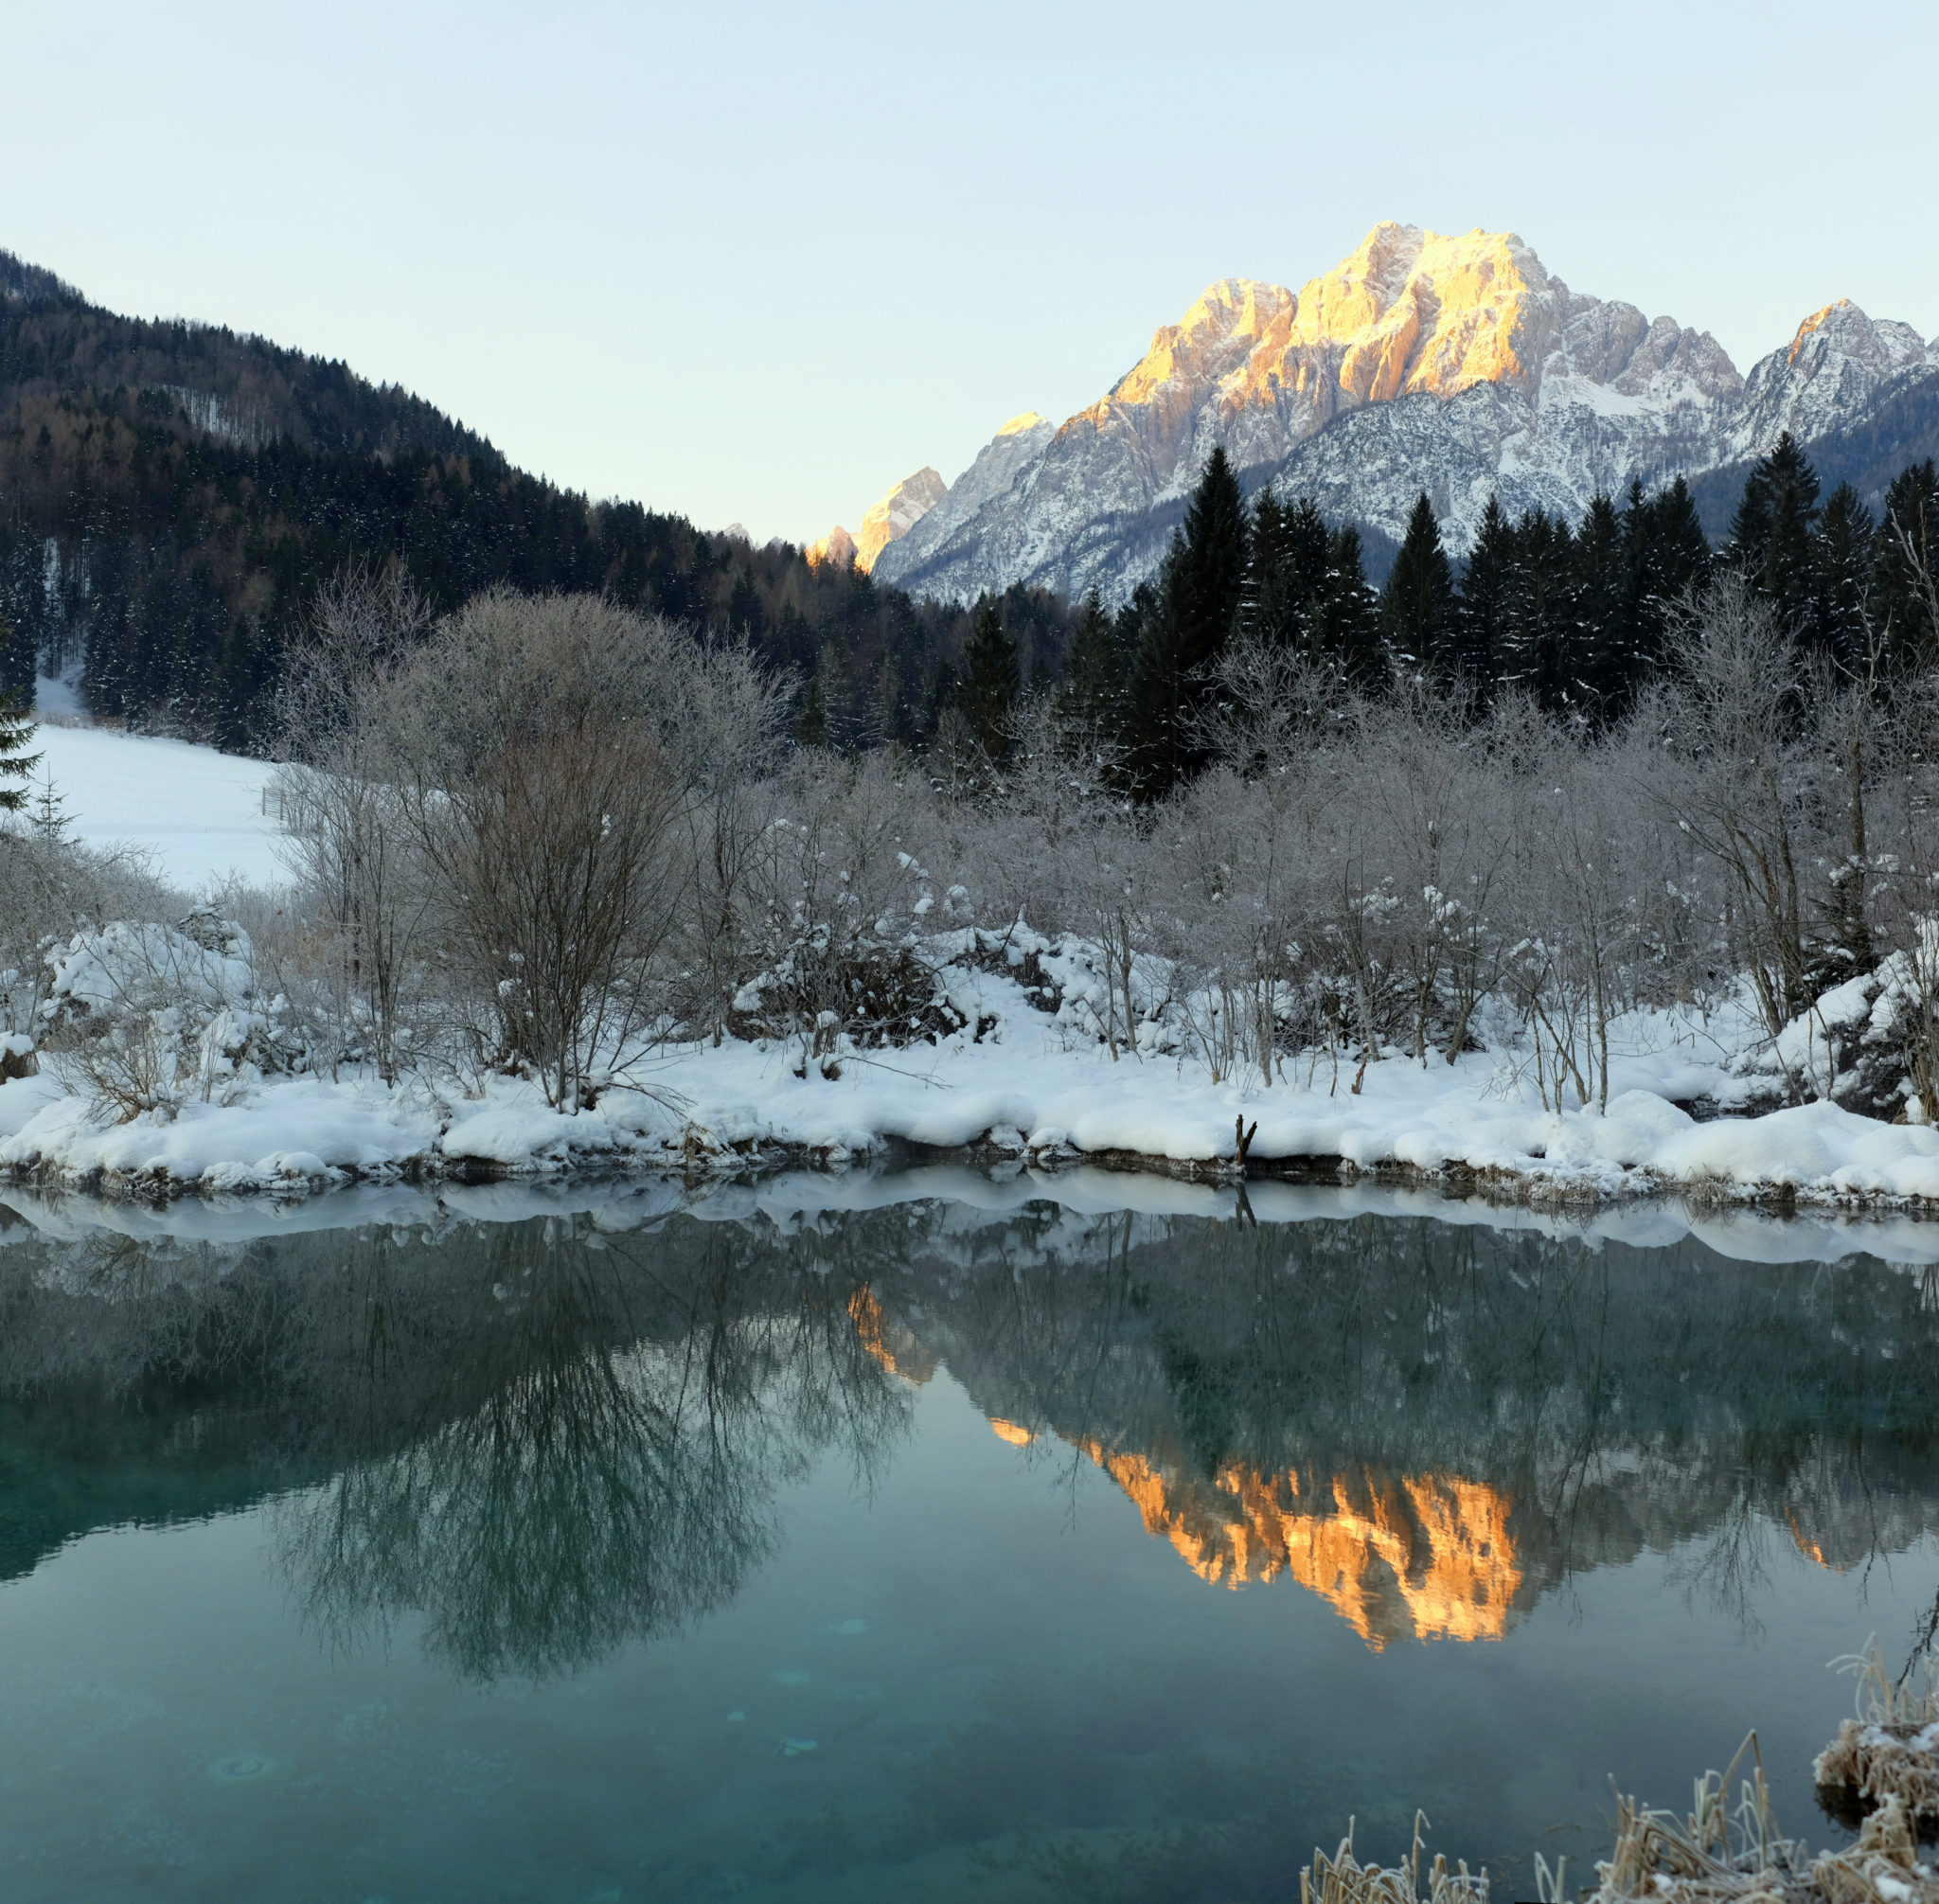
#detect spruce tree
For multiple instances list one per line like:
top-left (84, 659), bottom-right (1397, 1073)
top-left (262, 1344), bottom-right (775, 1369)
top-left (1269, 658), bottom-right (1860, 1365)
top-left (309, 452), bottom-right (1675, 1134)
top-left (959, 596), bottom-right (1021, 760)
top-left (1812, 483), bottom-right (1876, 670)
top-left (0, 602), bottom-right (35, 702)
top-left (797, 678), bottom-right (829, 748)
top-left (1571, 491), bottom-right (1628, 715)
top-left (1452, 494), bottom-right (1513, 700)
top-left (0, 684), bottom-right (40, 813)
top-left (1059, 589), bottom-right (1123, 738)
top-left (1626, 476), bottom-right (1713, 673)
top-left (1320, 525), bottom-right (1384, 689)
top-left (1874, 459), bottom-right (1939, 671)
top-left (1126, 447), bottom-right (1249, 799)
top-left (1380, 493), bottom-right (1454, 674)
top-left (1497, 508), bottom-right (1574, 712)
top-left (1730, 431), bottom-right (1821, 633)
top-left (1248, 491), bottom-right (1329, 653)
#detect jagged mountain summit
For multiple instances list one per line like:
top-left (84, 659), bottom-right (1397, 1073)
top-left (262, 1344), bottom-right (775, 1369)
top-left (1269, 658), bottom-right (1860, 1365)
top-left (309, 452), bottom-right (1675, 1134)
top-left (807, 464), bottom-right (947, 573)
top-left (862, 223), bottom-right (1939, 606)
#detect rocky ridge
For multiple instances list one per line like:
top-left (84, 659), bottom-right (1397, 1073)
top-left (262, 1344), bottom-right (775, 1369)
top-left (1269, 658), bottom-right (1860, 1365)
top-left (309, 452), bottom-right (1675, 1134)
top-left (863, 223), bottom-right (1939, 607)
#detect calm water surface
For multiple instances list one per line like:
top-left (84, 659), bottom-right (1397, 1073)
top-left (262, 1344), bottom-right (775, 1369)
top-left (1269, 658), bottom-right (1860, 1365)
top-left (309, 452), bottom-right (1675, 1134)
top-left (2, 1179), bottom-right (1937, 1903)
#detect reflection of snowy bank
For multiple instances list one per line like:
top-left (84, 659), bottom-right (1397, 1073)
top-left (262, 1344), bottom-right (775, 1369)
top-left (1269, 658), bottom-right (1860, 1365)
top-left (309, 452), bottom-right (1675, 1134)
top-left (5, 945), bottom-right (1939, 1218)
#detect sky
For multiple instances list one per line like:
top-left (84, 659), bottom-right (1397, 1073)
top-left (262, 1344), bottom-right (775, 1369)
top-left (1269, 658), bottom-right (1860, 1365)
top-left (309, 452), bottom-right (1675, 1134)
top-left (7, 1), bottom-right (1938, 546)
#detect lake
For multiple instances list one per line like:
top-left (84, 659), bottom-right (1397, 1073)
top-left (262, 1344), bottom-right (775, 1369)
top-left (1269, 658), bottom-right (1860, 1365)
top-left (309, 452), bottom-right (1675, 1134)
top-left (2, 1172), bottom-right (1935, 1903)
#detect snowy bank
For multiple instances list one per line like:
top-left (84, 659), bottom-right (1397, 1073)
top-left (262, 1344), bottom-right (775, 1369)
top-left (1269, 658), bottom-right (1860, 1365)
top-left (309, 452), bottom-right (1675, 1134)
top-left (5, 955), bottom-right (1938, 1215)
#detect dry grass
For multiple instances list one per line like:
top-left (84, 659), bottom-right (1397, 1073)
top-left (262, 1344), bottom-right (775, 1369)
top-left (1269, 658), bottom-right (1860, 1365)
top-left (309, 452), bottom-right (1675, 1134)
top-left (1300, 1812), bottom-right (1489, 1904)
top-left (1590, 1733), bottom-right (1812, 1903)
top-left (1811, 1796), bottom-right (1934, 1904)
top-left (1300, 1689), bottom-right (1939, 1904)
top-left (1813, 1637), bottom-right (1939, 1831)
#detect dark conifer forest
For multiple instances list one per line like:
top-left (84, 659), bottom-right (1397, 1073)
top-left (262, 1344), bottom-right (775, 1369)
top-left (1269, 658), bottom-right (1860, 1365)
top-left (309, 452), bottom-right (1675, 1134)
top-left (0, 250), bottom-right (1071, 751)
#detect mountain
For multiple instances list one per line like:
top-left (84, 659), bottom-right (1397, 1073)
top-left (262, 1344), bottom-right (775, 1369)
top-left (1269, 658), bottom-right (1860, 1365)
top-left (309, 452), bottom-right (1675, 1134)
top-left (807, 464), bottom-right (948, 573)
top-left (871, 224), bottom-right (1939, 605)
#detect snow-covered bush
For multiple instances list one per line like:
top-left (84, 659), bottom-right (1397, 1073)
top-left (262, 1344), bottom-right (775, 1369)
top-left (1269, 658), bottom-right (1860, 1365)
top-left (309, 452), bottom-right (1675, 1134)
top-left (282, 580), bottom-right (797, 1103)
top-left (39, 909), bottom-right (302, 1122)
top-left (1737, 928), bottom-right (1939, 1121)
top-left (243, 570), bottom-right (1939, 1130)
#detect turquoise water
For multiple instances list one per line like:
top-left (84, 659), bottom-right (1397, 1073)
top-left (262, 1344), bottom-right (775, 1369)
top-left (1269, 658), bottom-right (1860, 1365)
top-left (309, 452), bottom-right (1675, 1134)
top-left (1, 1186), bottom-right (1936, 1902)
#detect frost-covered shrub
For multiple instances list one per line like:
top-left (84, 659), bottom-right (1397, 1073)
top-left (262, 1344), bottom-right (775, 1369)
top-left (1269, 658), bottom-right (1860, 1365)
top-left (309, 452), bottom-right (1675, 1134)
top-left (722, 754), bottom-right (970, 1071)
top-left (727, 942), bottom-right (978, 1066)
top-left (0, 821), bottom-right (181, 1039)
top-left (40, 910), bottom-right (303, 1122)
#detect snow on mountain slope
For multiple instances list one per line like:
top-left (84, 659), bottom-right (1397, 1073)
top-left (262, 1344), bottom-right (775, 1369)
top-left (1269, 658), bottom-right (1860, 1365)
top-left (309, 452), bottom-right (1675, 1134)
top-left (871, 223), bottom-right (1939, 607)
top-left (26, 697), bottom-right (284, 890)
top-left (1727, 298), bottom-right (1937, 458)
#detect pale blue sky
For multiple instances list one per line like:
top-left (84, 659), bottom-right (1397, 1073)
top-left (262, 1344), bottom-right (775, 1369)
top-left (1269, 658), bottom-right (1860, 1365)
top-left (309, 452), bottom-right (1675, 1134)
top-left (8, 1), bottom-right (1936, 544)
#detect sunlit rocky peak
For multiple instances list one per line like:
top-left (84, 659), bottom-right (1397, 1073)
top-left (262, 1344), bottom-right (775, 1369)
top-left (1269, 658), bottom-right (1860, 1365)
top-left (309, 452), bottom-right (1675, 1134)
top-left (808, 466), bottom-right (947, 576)
top-left (868, 221), bottom-right (1938, 608)
top-left (854, 466), bottom-right (946, 572)
top-left (804, 524), bottom-right (858, 572)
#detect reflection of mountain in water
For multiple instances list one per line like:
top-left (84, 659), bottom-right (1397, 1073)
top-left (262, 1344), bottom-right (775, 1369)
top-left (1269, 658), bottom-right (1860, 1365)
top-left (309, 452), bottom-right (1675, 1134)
top-left (3, 1192), bottom-right (1939, 1670)
top-left (1064, 1438), bottom-right (1520, 1648)
top-left (843, 1208), bottom-right (1939, 1649)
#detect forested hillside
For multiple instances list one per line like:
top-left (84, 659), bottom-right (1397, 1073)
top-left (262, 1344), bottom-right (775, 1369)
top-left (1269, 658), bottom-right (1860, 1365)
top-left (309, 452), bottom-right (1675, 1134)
top-left (0, 251), bottom-right (1073, 750)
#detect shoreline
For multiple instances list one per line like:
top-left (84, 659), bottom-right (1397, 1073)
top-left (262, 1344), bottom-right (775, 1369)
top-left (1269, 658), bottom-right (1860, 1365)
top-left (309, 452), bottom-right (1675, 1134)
top-left (8, 1127), bottom-right (1939, 1271)
top-left (5, 1097), bottom-right (1939, 1219)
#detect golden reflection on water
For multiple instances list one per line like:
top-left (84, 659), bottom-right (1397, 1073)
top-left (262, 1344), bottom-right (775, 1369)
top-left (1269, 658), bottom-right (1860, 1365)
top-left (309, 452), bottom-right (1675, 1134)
top-left (845, 1286), bottom-right (935, 1386)
top-left (1000, 1420), bottom-right (1522, 1650)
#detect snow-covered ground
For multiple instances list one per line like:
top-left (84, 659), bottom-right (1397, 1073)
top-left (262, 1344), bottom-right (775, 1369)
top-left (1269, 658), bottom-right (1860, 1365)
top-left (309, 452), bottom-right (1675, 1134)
top-left (28, 680), bottom-right (284, 890)
top-left (3, 957), bottom-right (1938, 1214)
top-left (4, 704), bottom-right (1938, 1220)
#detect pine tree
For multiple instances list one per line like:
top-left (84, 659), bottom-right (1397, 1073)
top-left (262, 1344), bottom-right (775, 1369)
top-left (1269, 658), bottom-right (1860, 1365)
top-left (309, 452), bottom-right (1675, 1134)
top-left (1452, 494), bottom-right (1513, 700)
top-left (959, 595), bottom-right (1021, 761)
top-left (1729, 431), bottom-right (1820, 633)
top-left (1812, 483), bottom-right (1876, 670)
top-left (0, 684), bottom-right (40, 813)
top-left (1126, 447), bottom-right (1249, 799)
top-left (1380, 493), bottom-right (1454, 674)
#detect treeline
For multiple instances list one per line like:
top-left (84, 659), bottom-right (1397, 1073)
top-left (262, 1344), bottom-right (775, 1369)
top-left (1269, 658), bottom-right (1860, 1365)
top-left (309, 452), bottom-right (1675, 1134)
top-left (939, 436), bottom-right (1939, 801)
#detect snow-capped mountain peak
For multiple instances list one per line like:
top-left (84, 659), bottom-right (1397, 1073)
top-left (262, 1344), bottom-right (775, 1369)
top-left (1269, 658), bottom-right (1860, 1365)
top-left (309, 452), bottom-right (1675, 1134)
top-left (866, 223), bottom-right (1938, 607)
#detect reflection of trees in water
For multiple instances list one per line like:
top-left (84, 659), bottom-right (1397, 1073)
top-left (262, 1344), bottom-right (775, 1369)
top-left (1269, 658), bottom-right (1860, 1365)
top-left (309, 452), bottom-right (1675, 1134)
top-left (6, 1192), bottom-right (1939, 1664)
top-left (279, 1224), bottom-right (916, 1680)
top-left (0, 1207), bottom-right (917, 1675)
